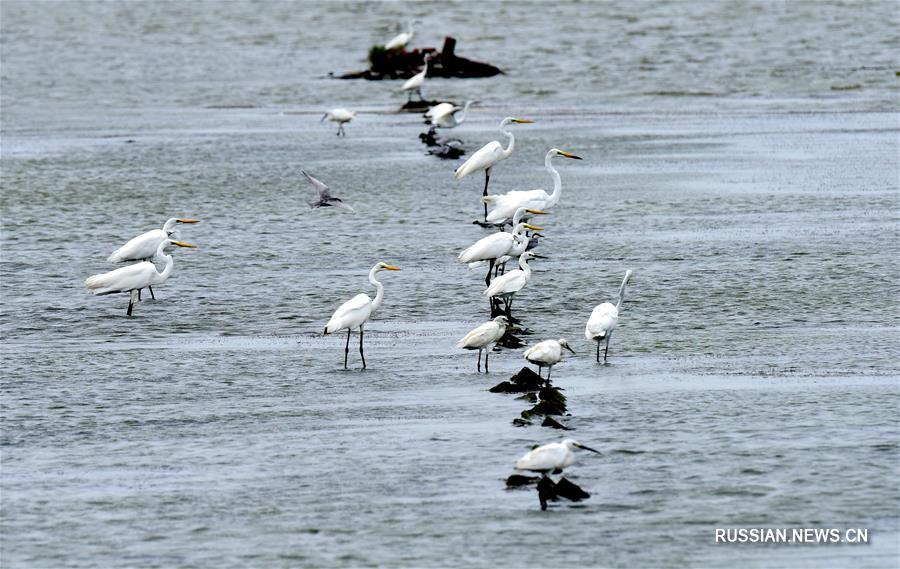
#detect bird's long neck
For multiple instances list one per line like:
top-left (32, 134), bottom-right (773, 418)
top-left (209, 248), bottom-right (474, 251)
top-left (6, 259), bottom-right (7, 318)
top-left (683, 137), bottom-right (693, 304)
top-left (545, 151), bottom-right (562, 206)
top-left (370, 267), bottom-right (385, 312)
top-left (519, 255), bottom-right (531, 278)
top-left (500, 122), bottom-right (515, 158)
top-left (151, 242), bottom-right (174, 285)
top-left (162, 218), bottom-right (178, 234)
top-left (456, 101), bottom-right (472, 125)
top-left (511, 222), bottom-right (528, 238)
top-left (615, 274), bottom-right (630, 311)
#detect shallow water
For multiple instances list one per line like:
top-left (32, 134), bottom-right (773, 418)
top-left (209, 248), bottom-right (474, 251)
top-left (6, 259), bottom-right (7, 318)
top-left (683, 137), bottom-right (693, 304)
top-left (2, 1), bottom-right (899, 568)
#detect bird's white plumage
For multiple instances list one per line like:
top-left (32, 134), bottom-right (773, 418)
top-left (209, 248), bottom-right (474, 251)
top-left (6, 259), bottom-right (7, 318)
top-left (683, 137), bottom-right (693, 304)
top-left (324, 108), bottom-right (356, 123)
top-left (107, 229), bottom-right (169, 263)
top-left (85, 262), bottom-right (163, 295)
top-left (523, 339), bottom-right (563, 366)
top-left (385, 30), bottom-right (412, 50)
top-left (325, 293), bottom-right (373, 334)
top-left (454, 140), bottom-right (504, 180)
top-left (426, 102), bottom-right (454, 119)
top-left (456, 317), bottom-right (507, 350)
top-left (484, 252), bottom-right (533, 298)
top-left (401, 67), bottom-right (427, 92)
top-left (515, 441), bottom-right (577, 473)
top-left (483, 148), bottom-right (580, 224)
top-left (585, 303), bottom-right (618, 340)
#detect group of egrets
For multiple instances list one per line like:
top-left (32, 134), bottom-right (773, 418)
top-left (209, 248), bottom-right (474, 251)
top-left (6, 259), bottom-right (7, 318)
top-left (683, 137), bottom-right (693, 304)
top-left (84, 218), bottom-right (199, 316)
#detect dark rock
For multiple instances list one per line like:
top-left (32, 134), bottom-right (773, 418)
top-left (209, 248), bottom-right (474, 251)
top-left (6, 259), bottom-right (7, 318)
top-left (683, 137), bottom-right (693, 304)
top-left (512, 418), bottom-right (532, 427)
top-left (509, 367), bottom-right (544, 390)
top-left (516, 392), bottom-right (537, 403)
top-left (554, 477), bottom-right (591, 502)
top-left (489, 381), bottom-right (523, 393)
top-left (337, 37), bottom-right (503, 80)
top-left (541, 416), bottom-right (573, 430)
top-left (505, 474), bottom-right (540, 487)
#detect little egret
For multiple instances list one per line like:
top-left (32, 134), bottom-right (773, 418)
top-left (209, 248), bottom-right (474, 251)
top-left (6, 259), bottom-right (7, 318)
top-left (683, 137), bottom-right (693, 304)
top-left (454, 117), bottom-right (534, 220)
top-left (515, 439), bottom-right (600, 476)
top-left (483, 148), bottom-right (582, 224)
top-left (456, 315), bottom-right (509, 373)
top-left (400, 54), bottom-right (433, 102)
top-left (483, 251), bottom-right (535, 317)
top-left (523, 339), bottom-right (575, 380)
top-left (321, 109), bottom-right (356, 136)
top-left (324, 262), bottom-right (401, 370)
top-left (106, 218), bottom-right (199, 300)
top-left (86, 239), bottom-right (197, 316)
top-left (301, 170), bottom-right (355, 212)
top-left (430, 100), bottom-right (475, 129)
top-left (384, 21), bottom-right (416, 51)
top-left (585, 269), bottom-right (634, 363)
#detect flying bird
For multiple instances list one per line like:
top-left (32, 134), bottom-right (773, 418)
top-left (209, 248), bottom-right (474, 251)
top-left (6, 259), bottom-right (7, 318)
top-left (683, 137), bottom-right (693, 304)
top-left (301, 170), bottom-right (355, 212)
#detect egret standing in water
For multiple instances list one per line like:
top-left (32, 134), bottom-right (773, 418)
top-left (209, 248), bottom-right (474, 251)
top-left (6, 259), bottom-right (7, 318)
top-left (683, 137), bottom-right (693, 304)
top-left (585, 270), bottom-right (634, 363)
top-left (458, 213), bottom-right (545, 286)
top-left (324, 262), bottom-right (401, 370)
top-left (400, 54), bottom-right (433, 102)
top-left (86, 239), bottom-right (197, 316)
top-left (107, 217), bottom-right (199, 300)
top-left (456, 315), bottom-right (509, 373)
top-left (523, 338), bottom-right (575, 380)
top-left (454, 117), bottom-right (534, 220)
top-left (321, 109), bottom-right (356, 136)
top-left (482, 148), bottom-right (582, 225)
top-left (483, 251), bottom-right (536, 317)
top-left (515, 439), bottom-right (601, 476)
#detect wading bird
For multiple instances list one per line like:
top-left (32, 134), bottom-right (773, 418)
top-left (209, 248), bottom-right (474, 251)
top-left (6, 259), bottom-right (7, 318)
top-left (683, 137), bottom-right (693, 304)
top-left (483, 251), bottom-right (535, 317)
top-left (384, 21), bottom-right (416, 51)
top-left (483, 148), bottom-right (582, 224)
top-left (106, 218), bottom-right (199, 300)
top-left (585, 270), bottom-right (634, 363)
top-left (428, 100), bottom-right (475, 129)
top-left (324, 262), bottom-right (401, 370)
top-left (523, 338), bottom-right (575, 380)
top-left (86, 239), bottom-right (197, 316)
top-left (401, 54), bottom-right (433, 102)
top-left (454, 117), bottom-right (534, 220)
top-left (301, 170), bottom-right (355, 212)
top-left (515, 439), bottom-right (600, 476)
top-left (458, 214), bottom-right (545, 286)
top-left (321, 108), bottom-right (356, 136)
top-left (456, 315), bottom-right (509, 373)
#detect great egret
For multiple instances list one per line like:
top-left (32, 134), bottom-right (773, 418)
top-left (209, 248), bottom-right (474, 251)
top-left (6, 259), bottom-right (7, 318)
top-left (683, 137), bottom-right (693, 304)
top-left (86, 239), bottom-right (197, 316)
top-left (458, 215), bottom-right (544, 286)
top-left (430, 100), bottom-right (475, 129)
top-left (514, 439), bottom-right (600, 476)
top-left (585, 270), bottom-right (634, 363)
top-left (468, 207), bottom-right (545, 271)
top-left (321, 109), bottom-right (356, 136)
top-left (301, 170), bottom-right (355, 212)
top-left (384, 21), bottom-right (416, 51)
top-left (483, 251), bottom-right (535, 316)
top-left (455, 315), bottom-right (509, 372)
top-left (454, 117), bottom-right (534, 220)
top-left (523, 338), bottom-right (575, 380)
top-left (324, 262), bottom-right (401, 370)
top-left (483, 148), bottom-right (582, 224)
top-left (401, 54), bottom-right (433, 102)
top-left (107, 217), bottom-right (199, 300)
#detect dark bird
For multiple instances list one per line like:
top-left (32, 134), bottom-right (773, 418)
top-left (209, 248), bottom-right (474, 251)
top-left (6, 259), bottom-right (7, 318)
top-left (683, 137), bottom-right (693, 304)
top-left (302, 170), bottom-right (355, 212)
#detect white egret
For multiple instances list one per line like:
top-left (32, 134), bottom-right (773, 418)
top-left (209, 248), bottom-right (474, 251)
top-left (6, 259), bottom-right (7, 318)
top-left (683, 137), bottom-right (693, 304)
top-left (468, 207), bottom-right (546, 273)
top-left (483, 148), bottom-right (582, 224)
top-left (458, 214), bottom-right (544, 286)
top-left (430, 100), bottom-right (475, 129)
top-left (454, 117), bottom-right (534, 220)
top-left (455, 315), bottom-right (509, 373)
top-left (400, 54), bottom-right (433, 102)
top-left (585, 269), bottom-right (634, 363)
top-left (514, 439), bottom-right (600, 476)
top-left (86, 239), bottom-right (197, 316)
top-left (107, 217), bottom-right (199, 300)
top-left (321, 108), bottom-right (356, 136)
top-left (483, 251), bottom-right (535, 316)
top-left (301, 170), bottom-right (355, 211)
top-left (384, 21), bottom-right (416, 51)
top-left (424, 102), bottom-right (454, 120)
top-left (523, 338), bottom-right (576, 380)
top-left (324, 262), bottom-right (401, 370)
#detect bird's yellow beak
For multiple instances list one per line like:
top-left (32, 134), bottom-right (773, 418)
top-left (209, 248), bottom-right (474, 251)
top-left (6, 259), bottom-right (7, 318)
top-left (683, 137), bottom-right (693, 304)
top-left (383, 264), bottom-right (401, 271)
top-left (511, 118), bottom-right (534, 124)
top-left (558, 151), bottom-right (583, 160)
top-left (525, 209), bottom-right (548, 215)
top-left (524, 223), bottom-right (544, 231)
top-left (170, 240), bottom-right (198, 248)
top-left (176, 218), bottom-right (200, 224)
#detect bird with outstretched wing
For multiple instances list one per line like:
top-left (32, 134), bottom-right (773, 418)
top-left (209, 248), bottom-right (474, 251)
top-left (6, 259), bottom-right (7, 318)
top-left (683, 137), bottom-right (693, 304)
top-left (302, 170), bottom-right (355, 212)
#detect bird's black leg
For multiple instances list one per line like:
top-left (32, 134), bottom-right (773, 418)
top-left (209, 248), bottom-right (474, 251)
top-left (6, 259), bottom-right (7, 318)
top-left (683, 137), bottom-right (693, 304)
top-left (485, 348), bottom-right (490, 373)
top-left (537, 364), bottom-right (542, 379)
top-left (126, 290), bottom-right (137, 317)
top-left (359, 326), bottom-right (366, 370)
top-left (137, 289), bottom-right (142, 302)
top-left (485, 259), bottom-right (494, 287)
top-left (604, 338), bottom-right (610, 363)
top-left (596, 341), bottom-right (600, 363)
top-left (344, 329), bottom-right (351, 369)
top-left (148, 285), bottom-right (155, 300)
top-left (482, 171), bottom-right (491, 220)
top-left (477, 349), bottom-right (481, 372)
top-left (547, 366), bottom-right (552, 381)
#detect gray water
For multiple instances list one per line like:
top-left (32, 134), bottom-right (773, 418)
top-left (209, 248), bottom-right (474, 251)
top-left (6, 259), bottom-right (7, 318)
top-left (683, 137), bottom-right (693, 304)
top-left (2, 1), bottom-right (899, 567)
